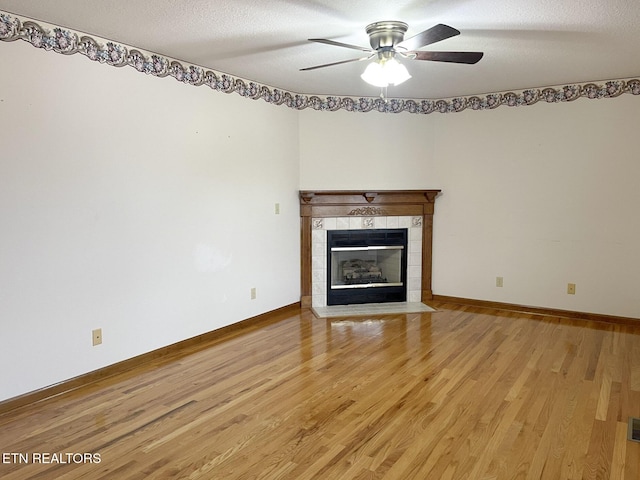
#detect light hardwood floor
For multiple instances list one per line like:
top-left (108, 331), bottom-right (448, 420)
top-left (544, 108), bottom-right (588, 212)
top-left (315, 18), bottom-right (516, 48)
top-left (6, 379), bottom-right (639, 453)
top-left (1, 302), bottom-right (640, 479)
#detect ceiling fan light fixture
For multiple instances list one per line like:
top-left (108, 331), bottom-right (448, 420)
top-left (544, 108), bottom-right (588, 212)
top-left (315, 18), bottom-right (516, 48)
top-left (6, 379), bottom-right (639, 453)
top-left (303, 21), bottom-right (482, 91)
top-left (360, 57), bottom-right (411, 87)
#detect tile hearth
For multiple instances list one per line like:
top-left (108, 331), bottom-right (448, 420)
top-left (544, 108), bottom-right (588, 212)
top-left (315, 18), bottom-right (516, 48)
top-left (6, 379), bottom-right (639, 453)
top-left (312, 301), bottom-right (436, 319)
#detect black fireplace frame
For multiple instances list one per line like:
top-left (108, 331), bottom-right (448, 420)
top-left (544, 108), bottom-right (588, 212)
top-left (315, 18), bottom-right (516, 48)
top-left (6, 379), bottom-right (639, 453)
top-left (327, 228), bottom-right (408, 306)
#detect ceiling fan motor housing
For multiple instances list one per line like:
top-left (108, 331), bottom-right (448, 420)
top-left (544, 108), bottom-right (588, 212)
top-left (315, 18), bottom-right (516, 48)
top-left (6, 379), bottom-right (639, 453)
top-left (365, 21), bottom-right (408, 49)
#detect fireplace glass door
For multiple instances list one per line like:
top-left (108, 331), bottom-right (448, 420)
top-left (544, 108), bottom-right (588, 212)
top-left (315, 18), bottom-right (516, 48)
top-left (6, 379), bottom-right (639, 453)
top-left (327, 229), bottom-right (407, 305)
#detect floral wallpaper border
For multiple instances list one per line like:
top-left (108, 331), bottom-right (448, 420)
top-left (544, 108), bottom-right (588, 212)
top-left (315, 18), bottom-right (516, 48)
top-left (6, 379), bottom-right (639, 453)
top-left (2, 11), bottom-right (640, 115)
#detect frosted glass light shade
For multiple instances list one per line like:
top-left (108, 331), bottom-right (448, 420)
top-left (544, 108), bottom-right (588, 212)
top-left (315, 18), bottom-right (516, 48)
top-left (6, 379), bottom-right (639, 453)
top-left (361, 58), bottom-right (411, 87)
top-left (382, 58), bottom-right (411, 85)
top-left (361, 62), bottom-right (387, 87)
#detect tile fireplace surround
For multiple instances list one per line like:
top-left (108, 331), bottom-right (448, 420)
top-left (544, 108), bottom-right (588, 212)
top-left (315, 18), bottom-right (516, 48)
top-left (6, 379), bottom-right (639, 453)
top-left (299, 190), bottom-right (441, 309)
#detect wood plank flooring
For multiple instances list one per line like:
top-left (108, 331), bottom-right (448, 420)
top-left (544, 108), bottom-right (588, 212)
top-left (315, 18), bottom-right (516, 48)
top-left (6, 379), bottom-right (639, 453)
top-left (1, 302), bottom-right (640, 479)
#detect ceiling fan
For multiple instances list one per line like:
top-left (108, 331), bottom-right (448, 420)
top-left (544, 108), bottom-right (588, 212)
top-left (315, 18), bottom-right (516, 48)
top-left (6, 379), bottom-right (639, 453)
top-left (301, 21), bottom-right (483, 87)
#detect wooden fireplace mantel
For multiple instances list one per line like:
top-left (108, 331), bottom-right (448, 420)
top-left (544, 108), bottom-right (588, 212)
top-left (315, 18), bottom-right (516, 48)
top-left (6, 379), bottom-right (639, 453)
top-left (299, 190), bottom-right (441, 308)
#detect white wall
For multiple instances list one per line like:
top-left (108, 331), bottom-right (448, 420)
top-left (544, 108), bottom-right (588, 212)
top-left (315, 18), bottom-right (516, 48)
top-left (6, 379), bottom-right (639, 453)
top-left (299, 96), bottom-right (640, 319)
top-left (299, 108), bottom-right (438, 190)
top-left (0, 40), bottom-right (300, 402)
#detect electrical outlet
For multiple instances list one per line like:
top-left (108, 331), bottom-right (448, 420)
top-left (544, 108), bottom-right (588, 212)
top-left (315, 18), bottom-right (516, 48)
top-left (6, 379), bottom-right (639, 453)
top-left (92, 328), bottom-right (102, 346)
top-left (275, 203), bottom-right (280, 215)
top-left (251, 287), bottom-right (257, 300)
top-left (496, 276), bottom-right (503, 288)
top-left (567, 283), bottom-right (576, 295)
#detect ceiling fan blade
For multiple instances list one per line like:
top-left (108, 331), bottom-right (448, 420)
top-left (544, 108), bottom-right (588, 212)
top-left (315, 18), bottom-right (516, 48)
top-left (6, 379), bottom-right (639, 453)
top-left (300, 55), bottom-right (374, 71)
top-left (397, 24), bottom-right (460, 51)
top-left (409, 51), bottom-right (484, 64)
top-left (308, 38), bottom-right (373, 53)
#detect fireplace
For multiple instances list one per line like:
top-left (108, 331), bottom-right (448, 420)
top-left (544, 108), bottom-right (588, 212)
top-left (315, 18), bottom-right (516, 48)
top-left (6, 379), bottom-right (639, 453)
top-left (327, 229), bottom-right (407, 305)
top-left (299, 190), bottom-right (441, 309)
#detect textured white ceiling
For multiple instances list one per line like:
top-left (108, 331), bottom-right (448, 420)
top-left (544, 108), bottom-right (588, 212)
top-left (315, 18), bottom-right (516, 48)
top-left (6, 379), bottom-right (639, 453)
top-left (1, 0), bottom-right (639, 100)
